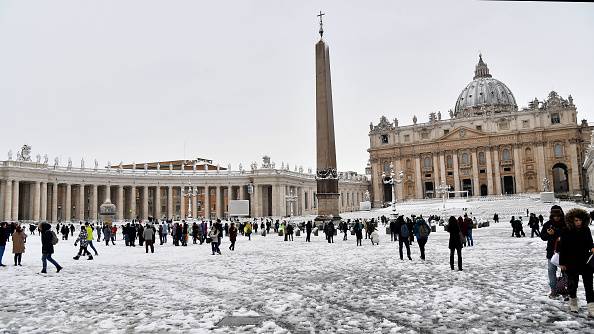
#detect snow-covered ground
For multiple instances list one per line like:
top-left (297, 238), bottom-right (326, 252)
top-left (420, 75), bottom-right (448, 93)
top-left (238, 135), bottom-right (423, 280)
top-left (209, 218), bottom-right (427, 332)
top-left (1, 197), bottom-right (593, 333)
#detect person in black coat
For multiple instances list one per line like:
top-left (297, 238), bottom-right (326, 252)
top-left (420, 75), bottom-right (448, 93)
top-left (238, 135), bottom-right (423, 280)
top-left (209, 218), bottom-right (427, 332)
top-left (305, 221), bottom-right (312, 242)
top-left (389, 219), bottom-right (398, 242)
top-left (395, 216), bottom-right (411, 260)
top-left (559, 208), bottom-right (594, 315)
top-left (541, 205), bottom-right (565, 297)
top-left (447, 216), bottom-right (463, 271)
top-left (40, 223), bottom-right (62, 274)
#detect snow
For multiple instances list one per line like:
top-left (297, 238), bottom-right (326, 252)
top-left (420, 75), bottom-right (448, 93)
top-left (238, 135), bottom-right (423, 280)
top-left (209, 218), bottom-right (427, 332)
top-left (0, 196), bottom-right (593, 333)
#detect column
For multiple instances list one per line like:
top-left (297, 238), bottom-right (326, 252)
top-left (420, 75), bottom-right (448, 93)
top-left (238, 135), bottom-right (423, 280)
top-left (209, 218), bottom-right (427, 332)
top-left (271, 184), bottom-right (280, 217)
top-left (471, 150), bottom-right (480, 196)
top-left (371, 161), bottom-right (382, 207)
top-left (251, 184), bottom-right (259, 217)
top-left (203, 186), bottom-right (210, 219)
top-left (130, 185), bottom-right (137, 220)
top-left (452, 151), bottom-right (460, 195)
top-left (180, 186), bottom-right (186, 219)
top-left (117, 185), bottom-right (124, 221)
top-left (11, 180), bottom-right (19, 221)
top-left (142, 186), bottom-right (149, 220)
top-left (513, 145), bottom-right (524, 193)
top-left (433, 154), bottom-right (440, 188)
top-left (64, 183), bottom-right (71, 222)
top-left (51, 183), bottom-right (58, 223)
top-left (493, 148), bottom-right (502, 194)
top-left (414, 157), bottom-right (423, 198)
top-left (40, 182), bottom-right (48, 221)
top-left (536, 143), bottom-right (546, 192)
top-left (216, 186), bottom-right (222, 218)
top-left (167, 186), bottom-right (173, 219)
top-left (77, 184), bottom-right (85, 220)
top-left (569, 141), bottom-right (581, 194)
top-left (300, 187), bottom-right (306, 215)
top-left (394, 159), bottom-right (403, 201)
top-left (239, 185), bottom-right (246, 200)
top-left (91, 185), bottom-right (98, 221)
top-left (104, 184), bottom-right (110, 201)
top-left (439, 153), bottom-right (446, 186)
top-left (485, 148), bottom-right (494, 195)
top-left (3, 179), bottom-right (11, 221)
top-left (155, 186), bottom-right (161, 219)
top-left (33, 181), bottom-right (41, 221)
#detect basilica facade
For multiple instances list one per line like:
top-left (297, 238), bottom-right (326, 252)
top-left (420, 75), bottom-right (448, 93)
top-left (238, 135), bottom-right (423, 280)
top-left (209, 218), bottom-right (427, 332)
top-left (368, 55), bottom-right (592, 207)
top-left (0, 154), bottom-right (368, 222)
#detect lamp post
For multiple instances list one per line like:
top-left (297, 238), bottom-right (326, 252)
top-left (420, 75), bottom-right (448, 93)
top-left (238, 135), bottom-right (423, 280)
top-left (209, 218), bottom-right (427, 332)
top-left (285, 187), bottom-right (298, 217)
top-left (182, 180), bottom-right (197, 220)
top-left (382, 163), bottom-right (404, 212)
top-left (435, 181), bottom-right (451, 209)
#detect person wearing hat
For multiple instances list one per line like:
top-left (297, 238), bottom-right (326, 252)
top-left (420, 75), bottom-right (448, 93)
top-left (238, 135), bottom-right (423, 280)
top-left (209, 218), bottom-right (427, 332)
top-left (558, 208), bottom-right (594, 316)
top-left (541, 205), bottom-right (565, 298)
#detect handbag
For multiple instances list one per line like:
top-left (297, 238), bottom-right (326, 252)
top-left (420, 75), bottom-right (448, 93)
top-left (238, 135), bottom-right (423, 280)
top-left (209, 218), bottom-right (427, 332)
top-left (550, 252), bottom-right (560, 267)
top-left (206, 237), bottom-right (212, 244)
top-left (555, 274), bottom-right (569, 295)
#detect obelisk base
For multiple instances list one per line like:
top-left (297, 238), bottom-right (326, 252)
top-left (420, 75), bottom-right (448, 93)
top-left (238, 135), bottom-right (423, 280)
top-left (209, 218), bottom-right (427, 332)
top-left (315, 193), bottom-right (341, 224)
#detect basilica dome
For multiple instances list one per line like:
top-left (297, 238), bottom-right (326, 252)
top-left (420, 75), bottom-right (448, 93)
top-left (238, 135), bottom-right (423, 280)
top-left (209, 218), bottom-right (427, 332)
top-left (454, 55), bottom-right (517, 118)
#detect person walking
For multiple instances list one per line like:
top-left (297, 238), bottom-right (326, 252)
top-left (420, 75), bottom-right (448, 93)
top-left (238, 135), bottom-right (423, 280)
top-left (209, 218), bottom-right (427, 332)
top-left (394, 216), bottom-right (412, 260)
top-left (161, 221), bottom-right (169, 244)
top-left (390, 218), bottom-right (398, 242)
top-left (111, 225), bottom-right (117, 243)
top-left (287, 223), bottom-right (294, 241)
top-left (229, 223), bottom-right (237, 251)
top-left (85, 223), bottom-right (99, 256)
top-left (103, 224), bottom-right (112, 246)
top-left (493, 213), bottom-right (499, 224)
top-left (40, 223), bottom-right (62, 274)
top-left (12, 226), bottom-right (27, 266)
top-left (209, 224), bottom-right (221, 255)
top-left (447, 216), bottom-right (463, 271)
top-left (529, 213), bottom-right (541, 238)
top-left (541, 205), bottom-right (565, 299)
top-left (96, 224), bottom-right (102, 242)
top-left (305, 221), bottom-right (312, 242)
top-left (143, 225), bottom-right (155, 253)
top-left (73, 226), bottom-right (93, 260)
top-left (244, 221), bottom-right (253, 241)
top-left (354, 220), bottom-right (363, 246)
top-left (558, 208), bottom-right (594, 316)
top-left (414, 216), bottom-right (431, 260)
top-left (325, 222), bottom-right (335, 243)
top-left (0, 222), bottom-right (8, 267)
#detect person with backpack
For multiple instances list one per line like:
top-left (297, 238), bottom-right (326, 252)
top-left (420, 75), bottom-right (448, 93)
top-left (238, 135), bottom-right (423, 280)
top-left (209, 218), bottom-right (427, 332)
top-left (73, 225), bottom-right (93, 260)
top-left (447, 216), bottom-right (463, 271)
top-left (414, 216), bottom-right (431, 260)
top-left (395, 216), bottom-right (412, 260)
top-left (40, 223), bottom-right (62, 274)
top-left (558, 208), bottom-right (594, 316)
top-left (541, 205), bottom-right (566, 299)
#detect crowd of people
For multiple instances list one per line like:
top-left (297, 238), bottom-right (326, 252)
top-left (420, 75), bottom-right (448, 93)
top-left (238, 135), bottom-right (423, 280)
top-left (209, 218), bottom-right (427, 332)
top-left (0, 204), bottom-right (593, 317)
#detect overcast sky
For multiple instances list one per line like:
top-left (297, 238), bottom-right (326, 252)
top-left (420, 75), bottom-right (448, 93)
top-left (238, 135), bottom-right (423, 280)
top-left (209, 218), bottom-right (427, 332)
top-left (0, 0), bottom-right (592, 174)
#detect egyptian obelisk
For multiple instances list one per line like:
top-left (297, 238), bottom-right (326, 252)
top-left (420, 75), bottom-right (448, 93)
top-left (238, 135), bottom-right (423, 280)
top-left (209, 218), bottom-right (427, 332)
top-left (315, 12), bottom-right (340, 222)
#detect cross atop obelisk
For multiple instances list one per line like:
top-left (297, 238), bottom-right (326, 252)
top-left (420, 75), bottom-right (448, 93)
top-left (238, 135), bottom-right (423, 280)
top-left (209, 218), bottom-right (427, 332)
top-left (314, 12), bottom-right (340, 223)
top-left (317, 11), bottom-right (325, 38)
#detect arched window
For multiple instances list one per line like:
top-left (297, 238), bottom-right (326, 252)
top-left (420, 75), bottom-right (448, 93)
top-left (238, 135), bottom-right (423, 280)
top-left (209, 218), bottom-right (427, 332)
top-left (462, 153), bottom-right (470, 165)
top-left (478, 151), bottom-right (486, 165)
top-left (446, 155), bottom-right (453, 168)
top-left (525, 148), bottom-right (533, 160)
top-left (502, 148), bottom-right (511, 161)
top-left (424, 157), bottom-right (432, 168)
top-left (406, 159), bottom-right (412, 169)
top-left (554, 143), bottom-right (563, 158)
top-left (383, 163), bottom-right (391, 173)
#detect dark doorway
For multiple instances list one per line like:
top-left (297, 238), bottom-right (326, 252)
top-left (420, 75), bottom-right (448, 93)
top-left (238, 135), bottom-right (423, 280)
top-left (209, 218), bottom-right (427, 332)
top-left (503, 176), bottom-right (515, 194)
top-left (480, 184), bottom-right (488, 196)
top-left (552, 163), bottom-right (569, 193)
top-left (383, 183), bottom-right (392, 204)
top-left (462, 179), bottom-right (473, 196)
top-left (424, 182), bottom-right (434, 198)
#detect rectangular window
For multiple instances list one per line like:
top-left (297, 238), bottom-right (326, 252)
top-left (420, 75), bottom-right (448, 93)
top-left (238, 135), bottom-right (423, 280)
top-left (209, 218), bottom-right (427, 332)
top-left (551, 113), bottom-right (560, 124)
top-left (425, 173), bottom-right (431, 178)
top-left (476, 125), bottom-right (482, 131)
top-left (480, 169), bottom-right (486, 174)
top-left (522, 120), bottom-right (529, 128)
top-left (380, 134), bottom-right (389, 144)
top-left (447, 171), bottom-right (453, 176)
top-left (404, 135), bottom-right (410, 142)
top-left (504, 167), bottom-right (511, 172)
top-left (421, 132), bottom-right (429, 139)
top-left (443, 129), bottom-right (449, 135)
top-left (499, 122), bottom-right (509, 130)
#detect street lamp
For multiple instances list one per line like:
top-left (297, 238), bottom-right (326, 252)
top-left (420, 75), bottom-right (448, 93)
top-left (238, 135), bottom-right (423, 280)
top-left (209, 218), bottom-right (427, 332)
top-left (382, 163), bottom-right (404, 212)
top-left (435, 181), bottom-right (451, 209)
top-left (182, 180), bottom-right (197, 220)
top-left (285, 187), bottom-right (298, 217)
